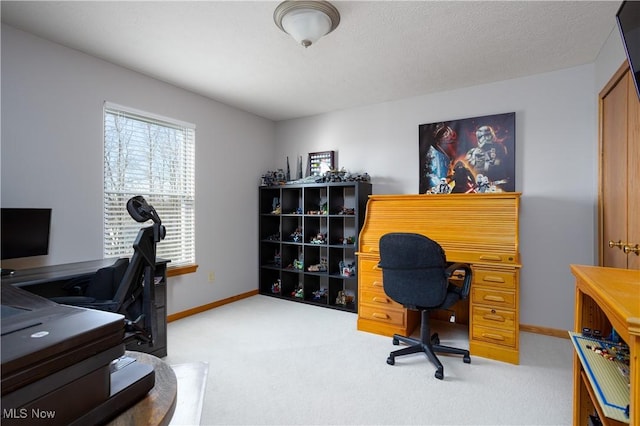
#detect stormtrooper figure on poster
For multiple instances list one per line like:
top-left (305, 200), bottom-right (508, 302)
top-left (475, 174), bottom-right (491, 193)
top-left (465, 125), bottom-right (508, 181)
top-left (436, 178), bottom-right (451, 194)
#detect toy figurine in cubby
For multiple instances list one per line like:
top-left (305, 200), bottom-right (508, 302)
top-left (307, 202), bottom-right (328, 215)
top-left (338, 207), bottom-right (355, 215)
top-left (266, 232), bottom-right (280, 241)
top-left (273, 250), bottom-right (281, 267)
top-left (338, 236), bottom-right (355, 245)
top-left (335, 290), bottom-right (355, 306)
top-left (271, 278), bottom-right (281, 294)
top-left (313, 288), bottom-right (328, 301)
top-left (308, 257), bottom-right (328, 272)
top-left (286, 254), bottom-right (303, 270)
top-left (271, 204), bottom-right (281, 214)
top-left (289, 227), bottom-right (303, 242)
top-left (310, 233), bottom-right (327, 244)
top-left (291, 288), bottom-right (304, 299)
top-left (339, 261), bottom-right (356, 277)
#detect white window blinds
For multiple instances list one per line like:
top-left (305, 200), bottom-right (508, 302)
top-left (103, 102), bottom-right (196, 267)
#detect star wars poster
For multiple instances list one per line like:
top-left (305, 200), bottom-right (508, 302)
top-left (419, 112), bottom-right (515, 194)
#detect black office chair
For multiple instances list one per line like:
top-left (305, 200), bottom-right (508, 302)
top-left (378, 232), bottom-right (472, 380)
top-left (50, 196), bottom-right (166, 344)
top-left (51, 257), bottom-right (130, 307)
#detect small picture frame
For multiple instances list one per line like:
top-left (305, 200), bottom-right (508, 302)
top-left (308, 151), bottom-right (335, 176)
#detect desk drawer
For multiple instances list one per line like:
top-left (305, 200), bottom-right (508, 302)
top-left (359, 304), bottom-right (406, 327)
top-left (472, 287), bottom-right (515, 309)
top-left (358, 259), bottom-right (384, 290)
top-left (360, 289), bottom-right (402, 308)
top-left (472, 306), bottom-right (515, 330)
top-left (473, 268), bottom-right (516, 289)
top-left (472, 324), bottom-right (516, 347)
top-left (359, 259), bottom-right (382, 277)
top-left (360, 277), bottom-right (384, 291)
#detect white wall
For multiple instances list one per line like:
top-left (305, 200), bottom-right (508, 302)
top-left (274, 64), bottom-right (606, 331)
top-left (595, 25), bottom-right (627, 93)
top-left (1, 25), bottom-right (276, 315)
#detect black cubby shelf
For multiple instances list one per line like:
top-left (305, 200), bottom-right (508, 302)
top-left (258, 181), bottom-right (372, 313)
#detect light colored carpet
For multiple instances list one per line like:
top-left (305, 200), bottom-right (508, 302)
top-left (165, 295), bottom-right (573, 425)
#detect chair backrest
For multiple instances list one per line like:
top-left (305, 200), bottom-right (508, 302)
top-left (378, 233), bottom-right (448, 309)
top-left (85, 257), bottom-right (130, 301)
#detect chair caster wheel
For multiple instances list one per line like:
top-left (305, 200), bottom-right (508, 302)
top-left (392, 337), bottom-right (399, 345)
top-left (431, 333), bottom-right (440, 345)
top-left (435, 369), bottom-right (444, 380)
top-left (387, 357), bottom-right (395, 365)
top-left (463, 355), bottom-right (471, 364)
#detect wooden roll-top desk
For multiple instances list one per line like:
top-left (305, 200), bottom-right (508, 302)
top-left (357, 193), bottom-right (521, 364)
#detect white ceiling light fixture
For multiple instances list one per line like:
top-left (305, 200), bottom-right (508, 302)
top-left (274, 0), bottom-right (340, 48)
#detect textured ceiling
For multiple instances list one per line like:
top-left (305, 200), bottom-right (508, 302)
top-left (1, 1), bottom-right (622, 121)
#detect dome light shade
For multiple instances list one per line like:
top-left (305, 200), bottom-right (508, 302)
top-left (274, 1), bottom-right (340, 48)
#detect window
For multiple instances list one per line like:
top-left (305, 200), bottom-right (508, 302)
top-left (103, 102), bottom-right (195, 268)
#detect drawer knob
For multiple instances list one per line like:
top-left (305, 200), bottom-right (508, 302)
top-left (483, 314), bottom-right (505, 322)
top-left (479, 255), bottom-right (502, 262)
top-left (373, 297), bottom-right (389, 304)
top-left (483, 295), bottom-right (505, 303)
top-left (372, 312), bottom-right (389, 319)
top-left (482, 275), bottom-right (506, 283)
top-left (608, 240), bottom-right (624, 249)
top-left (372, 281), bottom-right (383, 287)
top-left (482, 333), bottom-right (505, 341)
top-left (623, 243), bottom-right (639, 255)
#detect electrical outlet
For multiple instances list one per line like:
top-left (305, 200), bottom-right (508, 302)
top-left (208, 272), bottom-right (215, 283)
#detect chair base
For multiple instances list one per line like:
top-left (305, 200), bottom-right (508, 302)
top-left (386, 311), bottom-right (470, 380)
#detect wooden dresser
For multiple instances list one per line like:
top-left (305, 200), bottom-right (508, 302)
top-left (356, 193), bottom-right (521, 364)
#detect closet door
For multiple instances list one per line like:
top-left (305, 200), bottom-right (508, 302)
top-left (627, 72), bottom-right (640, 270)
top-left (599, 64), bottom-right (640, 270)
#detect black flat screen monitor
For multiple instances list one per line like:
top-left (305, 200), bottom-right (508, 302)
top-left (616, 0), bottom-right (640, 100)
top-left (1, 208), bottom-right (52, 260)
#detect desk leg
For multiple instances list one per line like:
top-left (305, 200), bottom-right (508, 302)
top-left (573, 286), bottom-right (585, 426)
top-left (630, 332), bottom-right (639, 425)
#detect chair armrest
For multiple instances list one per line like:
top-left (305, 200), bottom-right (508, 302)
top-left (49, 296), bottom-right (96, 305)
top-left (446, 263), bottom-right (472, 300)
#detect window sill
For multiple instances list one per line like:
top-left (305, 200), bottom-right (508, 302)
top-left (167, 264), bottom-right (198, 277)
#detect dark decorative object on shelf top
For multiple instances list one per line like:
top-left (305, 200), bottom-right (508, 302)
top-left (323, 169), bottom-right (371, 183)
top-left (261, 169), bottom-right (288, 186)
top-left (286, 157), bottom-right (291, 181)
top-left (308, 151), bottom-right (335, 176)
top-left (263, 167), bottom-right (371, 186)
top-left (287, 169), bottom-right (371, 185)
top-left (297, 156), bottom-right (303, 179)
